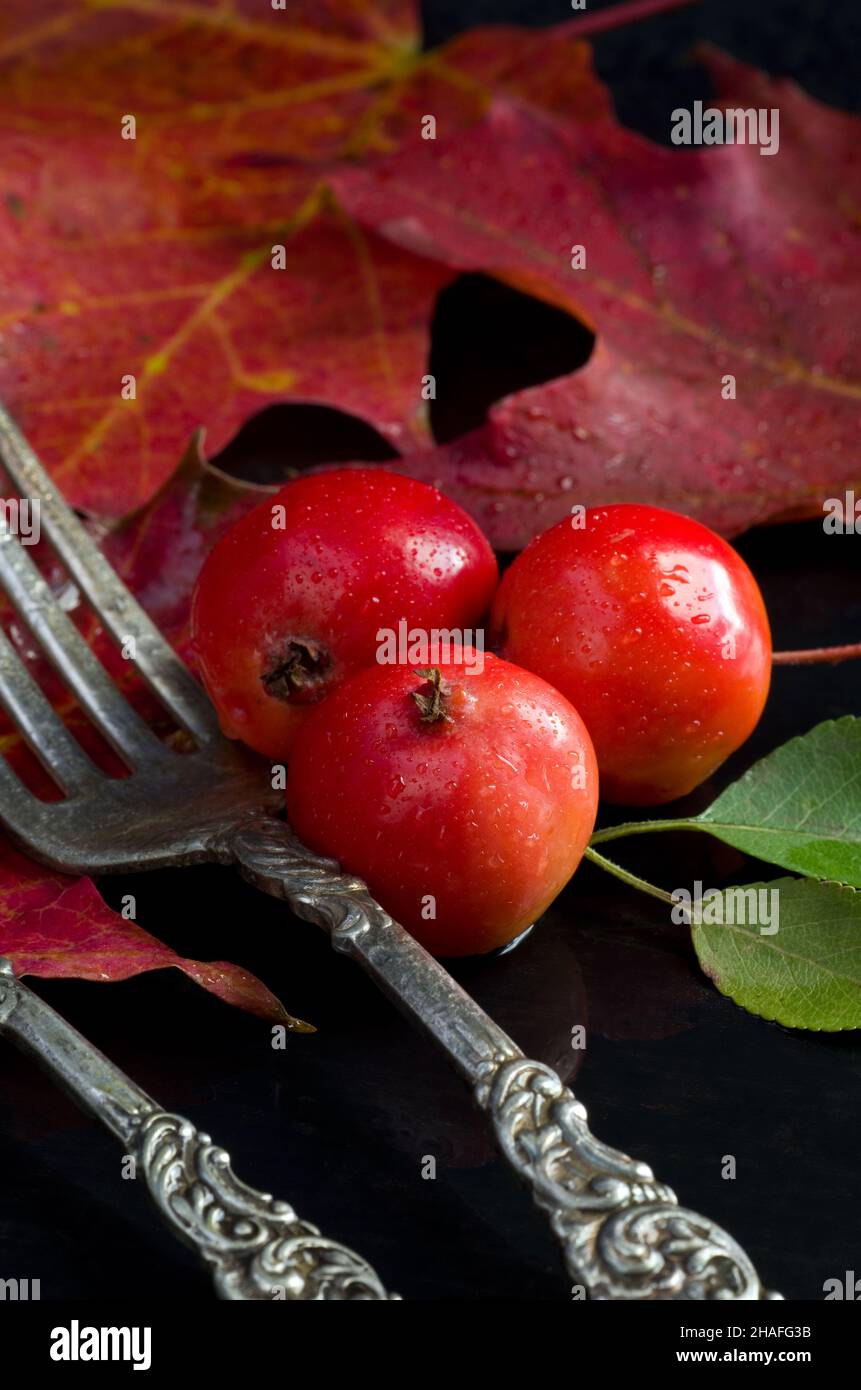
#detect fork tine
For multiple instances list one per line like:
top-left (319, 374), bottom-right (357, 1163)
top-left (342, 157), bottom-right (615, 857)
top-left (0, 750), bottom-right (42, 844)
top-left (0, 525), bottom-right (163, 768)
top-left (0, 405), bottom-right (220, 745)
top-left (0, 625), bottom-right (103, 795)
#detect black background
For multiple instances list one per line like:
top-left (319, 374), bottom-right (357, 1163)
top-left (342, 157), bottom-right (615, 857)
top-left (1, 0), bottom-right (860, 1306)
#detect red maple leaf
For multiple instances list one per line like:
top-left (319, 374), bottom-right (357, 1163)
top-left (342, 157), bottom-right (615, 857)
top-left (334, 46), bottom-right (861, 547)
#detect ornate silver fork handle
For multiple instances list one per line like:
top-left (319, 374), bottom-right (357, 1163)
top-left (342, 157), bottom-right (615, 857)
top-left (0, 958), bottom-right (396, 1301)
top-left (0, 402), bottom-right (777, 1301)
top-left (226, 816), bottom-right (781, 1302)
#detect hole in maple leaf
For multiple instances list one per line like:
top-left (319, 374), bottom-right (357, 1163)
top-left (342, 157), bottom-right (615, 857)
top-left (209, 403), bottom-right (400, 485)
top-left (428, 273), bottom-right (594, 444)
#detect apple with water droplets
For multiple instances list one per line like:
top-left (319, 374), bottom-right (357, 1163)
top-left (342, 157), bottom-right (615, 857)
top-left (490, 504), bottom-right (772, 804)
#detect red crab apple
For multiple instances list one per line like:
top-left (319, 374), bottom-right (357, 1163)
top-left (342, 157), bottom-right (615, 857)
top-left (191, 468), bottom-right (498, 759)
top-left (490, 504), bottom-right (772, 805)
top-left (286, 654), bottom-right (599, 957)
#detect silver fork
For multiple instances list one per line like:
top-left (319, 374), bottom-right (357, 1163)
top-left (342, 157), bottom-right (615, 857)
top-left (0, 404), bottom-right (780, 1301)
top-left (0, 959), bottom-right (395, 1300)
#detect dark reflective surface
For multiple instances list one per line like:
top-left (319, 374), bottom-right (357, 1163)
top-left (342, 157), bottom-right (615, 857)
top-left (2, 0), bottom-right (860, 1303)
top-left (3, 510), bottom-right (859, 1300)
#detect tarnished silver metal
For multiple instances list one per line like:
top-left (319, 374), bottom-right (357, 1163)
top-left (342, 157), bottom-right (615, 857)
top-left (0, 958), bottom-right (396, 1301)
top-left (224, 817), bottom-right (781, 1302)
top-left (475, 1055), bottom-right (774, 1301)
top-left (0, 403), bottom-right (780, 1300)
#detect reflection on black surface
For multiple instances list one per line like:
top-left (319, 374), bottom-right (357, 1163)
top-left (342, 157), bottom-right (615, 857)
top-left (4, 0), bottom-right (861, 1294)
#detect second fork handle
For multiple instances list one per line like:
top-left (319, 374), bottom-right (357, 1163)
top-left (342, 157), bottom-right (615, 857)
top-left (0, 960), bottom-right (395, 1300)
top-left (230, 816), bottom-right (780, 1302)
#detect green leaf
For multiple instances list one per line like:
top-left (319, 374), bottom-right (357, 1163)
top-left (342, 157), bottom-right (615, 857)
top-left (591, 718), bottom-right (861, 887)
top-left (690, 877), bottom-right (861, 1031)
top-left (695, 718), bottom-right (861, 884)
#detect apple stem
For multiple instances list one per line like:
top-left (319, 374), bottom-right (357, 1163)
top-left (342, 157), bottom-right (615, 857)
top-left (262, 638), bottom-right (332, 699)
top-left (411, 667), bottom-right (451, 723)
top-left (584, 846), bottom-right (677, 906)
top-left (567, 0), bottom-right (697, 43)
top-left (772, 643), bottom-right (861, 667)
